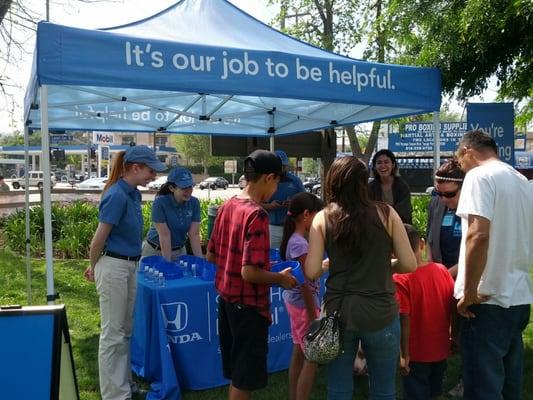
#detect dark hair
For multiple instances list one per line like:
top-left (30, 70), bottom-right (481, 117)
top-left (435, 159), bottom-right (465, 186)
top-left (371, 149), bottom-right (399, 180)
top-left (157, 182), bottom-right (177, 196)
top-left (0, 176), bottom-right (4, 180)
top-left (279, 192), bottom-right (324, 261)
top-left (403, 223), bottom-right (420, 252)
top-left (325, 156), bottom-right (389, 252)
top-left (458, 130), bottom-right (497, 154)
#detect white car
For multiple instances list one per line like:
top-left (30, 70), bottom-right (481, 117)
top-left (75, 177), bottom-right (107, 190)
top-left (147, 175), bottom-right (167, 190)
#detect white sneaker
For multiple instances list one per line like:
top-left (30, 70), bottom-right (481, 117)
top-left (448, 379), bottom-right (464, 398)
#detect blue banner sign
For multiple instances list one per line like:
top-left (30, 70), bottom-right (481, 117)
top-left (388, 122), bottom-right (467, 152)
top-left (466, 102), bottom-right (515, 166)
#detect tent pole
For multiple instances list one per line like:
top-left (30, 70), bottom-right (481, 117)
top-left (269, 111), bottom-right (275, 151)
top-left (40, 85), bottom-right (56, 305)
top-left (432, 111), bottom-right (441, 176)
top-left (23, 126), bottom-right (32, 305)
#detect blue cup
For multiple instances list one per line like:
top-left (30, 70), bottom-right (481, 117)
top-left (271, 260), bottom-right (299, 273)
top-left (270, 248), bottom-right (281, 263)
top-left (290, 263), bottom-right (306, 285)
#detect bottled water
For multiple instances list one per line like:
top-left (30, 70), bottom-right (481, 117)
top-left (191, 263), bottom-right (197, 277)
top-left (158, 272), bottom-right (165, 287)
top-left (152, 269), bottom-right (159, 283)
top-left (148, 268), bottom-right (154, 282)
top-left (183, 261), bottom-right (189, 277)
top-left (143, 265), bottom-right (149, 279)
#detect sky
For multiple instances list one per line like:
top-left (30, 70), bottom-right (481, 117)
top-left (0, 0), bottom-right (497, 135)
top-left (0, 0), bottom-right (275, 134)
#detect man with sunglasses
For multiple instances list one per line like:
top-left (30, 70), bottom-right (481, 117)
top-left (454, 130), bottom-right (533, 400)
top-left (427, 159), bottom-right (465, 279)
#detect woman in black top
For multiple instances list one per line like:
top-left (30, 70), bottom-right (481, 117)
top-left (368, 149), bottom-right (413, 224)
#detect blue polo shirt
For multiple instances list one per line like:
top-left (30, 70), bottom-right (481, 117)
top-left (267, 172), bottom-right (305, 225)
top-left (99, 178), bottom-right (143, 256)
top-left (439, 209), bottom-right (462, 268)
top-left (146, 194), bottom-right (201, 248)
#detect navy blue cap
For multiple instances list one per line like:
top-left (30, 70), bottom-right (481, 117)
top-left (275, 150), bottom-right (289, 166)
top-left (244, 149), bottom-right (282, 175)
top-left (167, 166), bottom-right (194, 188)
top-left (124, 145), bottom-right (166, 172)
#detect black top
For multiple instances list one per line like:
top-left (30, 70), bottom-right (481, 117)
top-left (368, 176), bottom-right (412, 224)
top-left (324, 209), bottom-right (397, 332)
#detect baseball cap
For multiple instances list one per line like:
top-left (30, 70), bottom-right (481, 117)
top-left (124, 145), bottom-right (167, 172)
top-left (167, 166), bottom-right (194, 188)
top-left (244, 149), bottom-right (283, 176)
top-left (275, 150), bottom-right (289, 166)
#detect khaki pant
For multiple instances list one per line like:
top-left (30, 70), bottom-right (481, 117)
top-left (141, 240), bottom-right (186, 261)
top-left (269, 224), bottom-right (284, 249)
top-left (95, 255), bottom-right (138, 400)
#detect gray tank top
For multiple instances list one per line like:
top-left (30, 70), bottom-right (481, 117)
top-left (324, 211), bottom-right (397, 332)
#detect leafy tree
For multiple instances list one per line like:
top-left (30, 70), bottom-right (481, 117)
top-left (387, 0), bottom-right (532, 102)
top-left (0, 129), bottom-right (41, 145)
top-left (171, 134), bottom-right (224, 175)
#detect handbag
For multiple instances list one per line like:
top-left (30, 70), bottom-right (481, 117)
top-left (303, 310), bottom-right (342, 364)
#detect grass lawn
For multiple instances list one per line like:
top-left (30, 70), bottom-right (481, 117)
top-left (1, 249), bottom-right (532, 399)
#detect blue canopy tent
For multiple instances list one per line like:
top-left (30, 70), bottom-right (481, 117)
top-left (23, 0), bottom-right (441, 303)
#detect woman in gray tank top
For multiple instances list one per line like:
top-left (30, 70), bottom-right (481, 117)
top-left (306, 156), bottom-right (416, 400)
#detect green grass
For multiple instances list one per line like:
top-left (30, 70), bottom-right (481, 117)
top-left (1, 250), bottom-right (532, 399)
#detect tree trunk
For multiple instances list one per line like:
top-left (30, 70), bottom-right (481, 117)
top-left (319, 128), bottom-right (336, 199)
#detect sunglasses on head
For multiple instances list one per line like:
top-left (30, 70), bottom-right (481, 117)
top-left (434, 189), bottom-right (459, 198)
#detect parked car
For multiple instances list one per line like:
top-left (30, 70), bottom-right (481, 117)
top-left (11, 171), bottom-right (57, 189)
top-left (303, 177), bottom-right (320, 192)
top-left (147, 175), bottom-right (168, 190)
top-left (199, 177), bottom-right (229, 190)
top-left (238, 175), bottom-right (246, 190)
top-left (312, 183), bottom-right (321, 197)
top-left (75, 177), bottom-right (107, 190)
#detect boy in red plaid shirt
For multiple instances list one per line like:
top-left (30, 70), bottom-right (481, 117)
top-left (207, 149), bottom-right (297, 400)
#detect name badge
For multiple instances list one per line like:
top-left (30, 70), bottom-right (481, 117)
top-left (442, 214), bottom-right (454, 227)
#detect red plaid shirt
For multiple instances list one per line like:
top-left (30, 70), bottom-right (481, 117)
top-left (208, 197), bottom-right (271, 322)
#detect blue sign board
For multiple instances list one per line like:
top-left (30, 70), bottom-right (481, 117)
top-left (388, 122), bottom-right (467, 152)
top-left (466, 102), bottom-right (515, 166)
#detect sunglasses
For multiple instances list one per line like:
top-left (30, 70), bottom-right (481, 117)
top-left (434, 189), bottom-right (459, 198)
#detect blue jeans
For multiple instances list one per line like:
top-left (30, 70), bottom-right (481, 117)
top-left (402, 360), bottom-right (447, 400)
top-left (460, 304), bottom-right (531, 400)
top-left (327, 316), bottom-right (400, 400)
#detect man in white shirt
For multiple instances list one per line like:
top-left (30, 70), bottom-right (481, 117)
top-left (455, 130), bottom-right (533, 400)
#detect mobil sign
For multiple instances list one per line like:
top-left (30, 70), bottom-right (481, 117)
top-left (92, 132), bottom-right (115, 145)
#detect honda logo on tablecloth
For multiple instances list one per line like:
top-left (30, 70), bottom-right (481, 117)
top-left (161, 302), bottom-right (188, 332)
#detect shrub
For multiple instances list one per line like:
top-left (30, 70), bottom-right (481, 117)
top-left (411, 194), bottom-right (431, 236)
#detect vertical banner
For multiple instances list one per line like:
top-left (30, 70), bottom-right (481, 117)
top-left (466, 103), bottom-right (515, 166)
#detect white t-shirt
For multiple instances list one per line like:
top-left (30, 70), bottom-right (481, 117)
top-left (455, 159), bottom-right (533, 307)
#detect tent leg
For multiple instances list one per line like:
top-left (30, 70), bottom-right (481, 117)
top-left (432, 111), bottom-right (441, 176)
top-left (24, 126), bottom-right (32, 305)
top-left (41, 85), bottom-right (56, 305)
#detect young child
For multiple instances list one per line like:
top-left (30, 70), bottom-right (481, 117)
top-left (207, 149), bottom-right (297, 400)
top-left (393, 224), bottom-right (455, 400)
top-left (280, 192), bottom-right (324, 400)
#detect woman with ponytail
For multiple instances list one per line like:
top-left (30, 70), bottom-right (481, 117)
top-left (280, 191), bottom-right (324, 400)
top-left (84, 145), bottom-right (166, 400)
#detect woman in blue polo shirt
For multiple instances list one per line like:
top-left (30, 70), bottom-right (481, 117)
top-left (84, 145), bottom-right (166, 400)
top-left (142, 166), bottom-right (203, 261)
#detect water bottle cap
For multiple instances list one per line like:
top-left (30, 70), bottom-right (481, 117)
top-left (144, 265), bottom-right (149, 271)
top-left (148, 267), bottom-right (153, 271)
top-left (159, 272), bottom-right (164, 277)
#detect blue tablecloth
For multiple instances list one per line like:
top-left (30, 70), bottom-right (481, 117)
top-left (131, 273), bottom-right (294, 400)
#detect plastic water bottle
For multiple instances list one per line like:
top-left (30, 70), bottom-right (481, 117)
top-left (148, 267), bottom-right (154, 282)
top-left (158, 272), bottom-right (165, 287)
top-left (183, 261), bottom-right (189, 277)
top-left (191, 263), bottom-right (197, 277)
top-left (143, 265), bottom-right (149, 280)
top-left (152, 269), bottom-right (159, 283)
